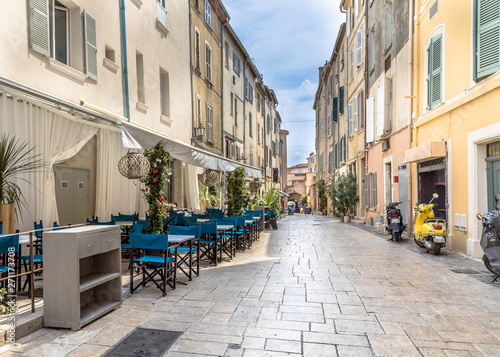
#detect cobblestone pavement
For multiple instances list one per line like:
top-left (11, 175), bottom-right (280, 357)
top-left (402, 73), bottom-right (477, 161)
top-left (3, 214), bottom-right (500, 356)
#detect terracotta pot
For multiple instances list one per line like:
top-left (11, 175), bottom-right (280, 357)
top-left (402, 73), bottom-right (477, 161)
top-left (1, 204), bottom-right (15, 234)
top-left (343, 216), bottom-right (350, 223)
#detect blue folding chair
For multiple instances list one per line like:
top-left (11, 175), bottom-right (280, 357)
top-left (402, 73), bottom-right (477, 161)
top-left (213, 217), bottom-right (237, 259)
top-left (112, 213), bottom-right (139, 222)
top-left (169, 225), bottom-right (201, 280)
top-left (129, 233), bottom-right (177, 296)
top-left (197, 222), bottom-right (220, 266)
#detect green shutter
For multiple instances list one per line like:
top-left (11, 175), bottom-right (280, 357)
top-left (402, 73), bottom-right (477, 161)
top-left (334, 144), bottom-right (338, 168)
top-left (84, 10), bottom-right (98, 81)
top-left (339, 87), bottom-right (345, 113)
top-left (29, 0), bottom-right (50, 56)
top-left (477, 0), bottom-right (500, 78)
top-left (428, 34), bottom-right (442, 109)
top-left (333, 97), bottom-right (339, 121)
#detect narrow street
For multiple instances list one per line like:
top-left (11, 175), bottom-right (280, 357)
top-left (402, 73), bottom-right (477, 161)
top-left (4, 214), bottom-right (500, 357)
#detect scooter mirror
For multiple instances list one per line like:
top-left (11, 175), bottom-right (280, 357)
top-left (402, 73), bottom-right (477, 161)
top-left (476, 213), bottom-right (483, 220)
top-left (433, 193), bottom-right (439, 198)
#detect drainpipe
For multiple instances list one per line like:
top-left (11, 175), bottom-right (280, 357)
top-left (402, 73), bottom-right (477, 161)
top-left (189, 0), bottom-right (196, 144)
top-left (221, 22), bottom-right (227, 156)
top-left (243, 60), bottom-right (247, 159)
top-left (119, 0), bottom-right (130, 120)
top-left (408, 0), bottom-right (415, 230)
top-left (263, 95), bottom-right (267, 190)
top-left (364, 0), bottom-right (369, 220)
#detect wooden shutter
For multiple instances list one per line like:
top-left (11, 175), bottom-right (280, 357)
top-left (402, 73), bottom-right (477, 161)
top-left (334, 143), bottom-right (338, 168)
top-left (372, 172), bottom-right (377, 208)
top-left (376, 85), bottom-right (385, 137)
top-left (353, 94), bottom-right (358, 131)
top-left (428, 34), bottom-right (442, 109)
top-left (356, 30), bottom-right (363, 66)
top-left (84, 10), bottom-right (98, 81)
top-left (29, 0), bottom-right (50, 56)
top-left (365, 174), bottom-right (370, 208)
top-left (339, 86), bottom-right (345, 113)
top-left (333, 97), bottom-right (339, 121)
top-left (358, 91), bottom-right (364, 128)
top-left (366, 97), bottom-right (375, 143)
top-left (477, 0), bottom-right (500, 78)
top-left (347, 104), bottom-right (353, 137)
top-left (343, 134), bottom-right (347, 162)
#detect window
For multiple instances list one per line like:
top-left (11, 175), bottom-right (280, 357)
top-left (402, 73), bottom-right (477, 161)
top-left (358, 91), bottom-right (364, 128)
top-left (205, 42), bottom-right (212, 81)
top-left (136, 52), bottom-right (145, 104)
top-left (333, 97), bottom-right (339, 121)
top-left (475, 0), bottom-right (500, 80)
top-left (245, 76), bottom-right (248, 99)
top-left (206, 103), bottom-right (213, 141)
top-left (160, 68), bottom-right (170, 118)
top-left (349, 51), bottom-right (353, 80)
top-left (365, 174), bottom-right (370, 208)
top-left (257, 92), bottom-right (261, 111)
top-left (366, 97), bottom-right (375, 143)
top-left (339, 86), bottom-right (345, 113)
top-left (29, 1), bottom-right (98, 80)
top-left (157, 0), bottom-right (167, 29)
top-left (232, 51), bottom-right (241, 75)
top-left (356, 29), bottom-right (363, 67)
top-left (429, 1), bottom-right (438, 20)
top-left (274, 117), bottom-right (277, 132)
top-left (194, 29), bottom-right (200, 70)
top-left (250, 152), bottom-right (253, 166)
top-left (249, 112), bottom-right (253, 137)
top-left (353, 94), bottom-right (358, 131)
top-left (230, 93), bottom-right (234, 116)
top-left (385, 0), bottom-right (393, 50)
top-left (257, 123), bottom-right (260, 143)
top-left (196, 95), bottom-right (202, 123)
top-left (205, 0), bottom-right (211, 26)
top-left (194, 0), bottom-right (199, 9)
top-left (427, 34), bottom-right (443, 110)
top-left (371, 172), bottom-right (377, 208)
top-left (327, 114), bottom-right (332, 136)
top-left (249, 84), bottom-right (254, 103)
top-left (267, 115), bottom-right (271, 132)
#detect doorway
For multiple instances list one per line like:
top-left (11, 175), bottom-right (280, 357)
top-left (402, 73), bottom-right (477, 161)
top-left (54, 166), bottom-right (91, 225)
top-left (418, 158), bottom-right (447, 220)
top-left (487, 157), bottom-right (500, 210)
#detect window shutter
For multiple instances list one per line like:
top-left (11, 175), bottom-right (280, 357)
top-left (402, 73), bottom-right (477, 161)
top-left (343, 134), bottom-right (347, 162)
top-left (347, 8), bottom-right (351, 37)
top-left (365, 173), bottom-right (370, 208)
top-left (333, 97), bottom-right (339, 121)
top-left (350, 51), bottom-right (354, 80)
top-left (477, 0), bottom-right (500, 78)
top-left (29, 0), bottom-right (50, 57)
top-left (376, 85), bottom-right (385, 137)
top-left (353, 94), bottom-right (358, 131)
top-left (366, 97), bottom-right (375, 143)
top-left (339, 138), bottom-right (343, 164)
top-left (358, 90), bottom-right (364, 128)
top-left (84, 10), bottom-right (98, 81)
top-left (244, 76), bottom-right (248, 98)
top-left (233, 51), bottom-right (236, 71)
top-left (372, 172), bottom-right (377, 208)
top-left (356, 30), bottom-right (363, 66)
top-left (339, 86), bottom-right (345, 113)
top-left (205, 0), bottom-right (211, 26)
top-left (348, 104), bottom-right (353, 137)
top-left (428, 34), bottom-right (442, 109)
top-left (334, 143), bottom-right (338, 168)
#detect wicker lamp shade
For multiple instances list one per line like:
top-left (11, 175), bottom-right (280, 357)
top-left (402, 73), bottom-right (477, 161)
top-left (118, 152), bottom-right (150, 179)
top-left (199, 169), bottom-right (220, 187)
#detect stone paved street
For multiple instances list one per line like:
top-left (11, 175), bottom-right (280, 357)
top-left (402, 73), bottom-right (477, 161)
top-left (3, 214), bottom-right (500, 356)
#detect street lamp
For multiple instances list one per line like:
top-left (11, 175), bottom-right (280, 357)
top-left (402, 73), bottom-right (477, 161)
top-left (196, 123), bottom-right (205, 139)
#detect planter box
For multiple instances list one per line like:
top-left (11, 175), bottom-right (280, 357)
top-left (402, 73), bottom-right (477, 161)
top-left (343, 216), bottom-right (350, 223)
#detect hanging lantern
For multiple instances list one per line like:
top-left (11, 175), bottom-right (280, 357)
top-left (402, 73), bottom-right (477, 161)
top-left (118, 151), bottom-right (150, 179)
top-left (199, 169), bottom-right (220, 187)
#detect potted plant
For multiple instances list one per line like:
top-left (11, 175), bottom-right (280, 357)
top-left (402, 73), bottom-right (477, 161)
top-left (327, 172), bottom-right (359, 222)
top-left (226, 166), bottom-right (249, 216)
top-left (140, 141), bottom-right (172, 234)
top-left (259, 187), bottom-right (282, 216)
top-left (198, 182), bottom-right (220, 210)
top-left (0, 135), bottom-right (45, 233)
top-left (317, 179), bottom-right (328, 215)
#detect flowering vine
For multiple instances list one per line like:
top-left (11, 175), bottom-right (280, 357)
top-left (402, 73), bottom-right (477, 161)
top-left (226, 166), bottom-right (249, 216)
top-left (140, 141), bottom-right (172, 234)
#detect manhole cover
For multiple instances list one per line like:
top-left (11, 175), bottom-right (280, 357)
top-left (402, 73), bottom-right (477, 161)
top-left (102, 328), bottom-right (182, 357)
top-left (451, 269), bottom-right (481, 275)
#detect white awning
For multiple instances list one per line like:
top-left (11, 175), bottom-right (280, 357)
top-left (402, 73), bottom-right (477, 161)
top-left (122, 121), bottom-right (261, 178)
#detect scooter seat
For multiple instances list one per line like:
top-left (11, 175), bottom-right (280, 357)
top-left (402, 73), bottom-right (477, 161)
top-left (424, 218), bottom-right (445, 223)
top-left (485, 246), bottom-right (500, 267)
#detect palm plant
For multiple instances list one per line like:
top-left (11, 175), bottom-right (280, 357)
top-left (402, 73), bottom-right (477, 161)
top-left (0, 134), bottom-right (45, 217)
top-left (198, 182), bottom-right (220, 208)
top-left (258, 187), bottom-right (282, 215)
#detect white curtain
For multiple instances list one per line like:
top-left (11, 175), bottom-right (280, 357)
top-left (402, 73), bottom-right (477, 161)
top-left (185, 164), bottom-right (200, 210)
top-left (0, 92), bottom-right (98, 231)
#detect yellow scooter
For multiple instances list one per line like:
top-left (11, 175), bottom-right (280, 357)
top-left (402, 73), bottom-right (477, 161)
top-left (413, 193), bottom-right (447, 255)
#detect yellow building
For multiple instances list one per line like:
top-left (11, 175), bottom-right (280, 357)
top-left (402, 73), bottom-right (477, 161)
top-left (406, 0), bottom-right (500, 257)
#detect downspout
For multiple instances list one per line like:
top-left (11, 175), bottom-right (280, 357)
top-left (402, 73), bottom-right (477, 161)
top-left (243, 61), bottom-right (247, 159)
top-left (263, 95), bottom-right (267, 190)
top-left (189, 0), bottom-right (196, 144)
top-left (339, 5), bottom-right (346, 177)
top-left (364, 0), bottom-right (369, 219)
top-left (408, 0), bottom-right (415, 230)
top-left (119, 0), bottom-right (130, 120)
top-left (221, 22), bottom-right (229, 156)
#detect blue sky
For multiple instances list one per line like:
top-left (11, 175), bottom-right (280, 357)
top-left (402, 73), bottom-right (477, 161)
top-left (223, 0), bottom-right (345, 167)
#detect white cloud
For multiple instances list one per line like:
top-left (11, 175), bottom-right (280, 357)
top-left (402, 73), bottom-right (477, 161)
top-left (223, 0), bottom-right (345, 166)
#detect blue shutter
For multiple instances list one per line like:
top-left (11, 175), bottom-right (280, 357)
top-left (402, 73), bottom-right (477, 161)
top-left (477, 0), bottom-right (500, 78)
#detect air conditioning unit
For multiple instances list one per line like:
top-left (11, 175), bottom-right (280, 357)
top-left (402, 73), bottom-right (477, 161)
top-left (382, 140), bottom-right (390, 152)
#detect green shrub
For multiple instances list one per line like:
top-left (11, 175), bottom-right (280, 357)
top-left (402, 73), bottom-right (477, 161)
top-left (327, 172), bottom-right (358, 218)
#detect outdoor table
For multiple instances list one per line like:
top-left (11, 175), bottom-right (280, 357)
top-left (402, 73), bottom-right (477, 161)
top-left (115, 221), bottom-right (135, 227)
top-left (217, 225), bottom-right (235, 260)
top-left (197, 218), bottom-right (211, 223)
top-left (168, 234), bottom-right (198, 282)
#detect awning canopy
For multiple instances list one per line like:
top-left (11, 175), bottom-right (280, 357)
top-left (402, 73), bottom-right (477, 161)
top-left (122, 121), bottom-right (261, 178)
top-left (278, 190), bottom-right (289, 197)
top-left (405, 141), bottom-right (446, 163)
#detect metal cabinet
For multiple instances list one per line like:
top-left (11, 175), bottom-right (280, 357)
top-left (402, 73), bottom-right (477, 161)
top-left (43, 225), bottom-right (122, 330)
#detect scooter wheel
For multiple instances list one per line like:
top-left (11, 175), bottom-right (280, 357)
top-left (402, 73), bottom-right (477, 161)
top-left (394, 231), bottom-right (401, 241)
top-left (483, 255), bottom-right (500, 275)
top-left (433, 243), bottom-right (441, 255)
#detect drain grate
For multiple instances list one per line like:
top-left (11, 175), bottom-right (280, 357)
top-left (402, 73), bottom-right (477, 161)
top-left (102, 328), bottom-right (182, 357)
top-left (451, 269), bottom-right (481, 275)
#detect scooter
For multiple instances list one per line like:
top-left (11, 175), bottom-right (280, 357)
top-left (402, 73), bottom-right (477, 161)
top-left (413, 193), bottom-right (447, 255)
top-left (476, 193), bottom-right (500, 281)
top-left (385, 202), bottom-right (405, 241)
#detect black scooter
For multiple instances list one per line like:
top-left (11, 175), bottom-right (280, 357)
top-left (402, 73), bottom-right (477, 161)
top-left (477, 193), bottom-right (500, 282)
top-left (386, 201), bottom-right (405, 241)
